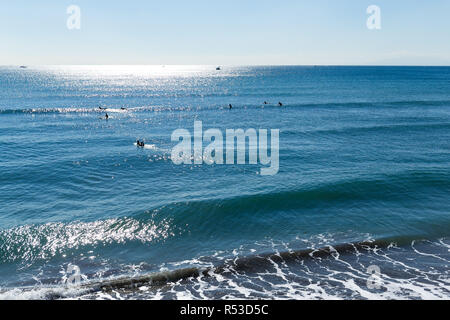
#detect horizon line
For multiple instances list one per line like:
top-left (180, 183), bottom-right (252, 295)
top-left (2, 64), bottom-right (450, 67)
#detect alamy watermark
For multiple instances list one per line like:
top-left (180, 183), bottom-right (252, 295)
top-left (65, 5), bottom-right (380, 31)
top-left (64, 5), bottom-right (381, 32)
top-left (61, 264), bottom-right (83, 286)
top-left (67, 5), bottom-right (81, 30)
top-left (367, 5), bottom-right (381, 30)
top-left (171, 121), bottom-right (279, 176)
top-left (366, 265), bottom-right (383, 289)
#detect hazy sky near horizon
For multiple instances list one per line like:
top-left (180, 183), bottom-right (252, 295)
top-left (1, 0), bottom-right (449, 65)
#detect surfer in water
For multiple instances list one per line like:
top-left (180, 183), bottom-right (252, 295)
top-left (120, 107), bottom-right (127, 110)
top-left (229, 104), bottom-right (232, 109)
top-left (105, 113), bottom-right (109, 120)
top-left (136, 140), bottom-right (145, 147)
top-left (278, 102), bottom-right (283, 107)
top-left (263, 101), bottom-right (268, 105)
top-left (99, 106), bottom-right (106, 110)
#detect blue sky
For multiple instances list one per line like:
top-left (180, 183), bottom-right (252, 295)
top-left (1, 0), bottom-right (449, 65)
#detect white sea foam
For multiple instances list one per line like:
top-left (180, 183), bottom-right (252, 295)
top-left (2, 237), bottom-right (449, 300)
top-left (133, 142), bottom-right (157, 150)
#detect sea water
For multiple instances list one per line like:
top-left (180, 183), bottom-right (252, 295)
top-left (0, 65), bottom-right (449, 299)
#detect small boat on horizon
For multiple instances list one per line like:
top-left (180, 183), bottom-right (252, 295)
top-left (19, 66), bottom-right (27, 69)
top-left (216, 66), bottom-right (221, 71)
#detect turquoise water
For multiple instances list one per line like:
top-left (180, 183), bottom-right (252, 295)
top-left (0, 65), bottom-right (449, 299)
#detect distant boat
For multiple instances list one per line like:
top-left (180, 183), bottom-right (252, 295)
top-left (216, 66), bottom-right (221, 71)
top-left (19, 66), bottom-right (27, 69)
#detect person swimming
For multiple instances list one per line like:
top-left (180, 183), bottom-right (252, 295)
top-left (278, 102), bottom-right (283, 106)
top-left (229, 104), bottom-right (232, 109)
top-left (263, 101), bottom-right (268, 105)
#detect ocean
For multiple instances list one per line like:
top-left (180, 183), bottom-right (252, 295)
top-left (0, 65), bottom-right (449, 299)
